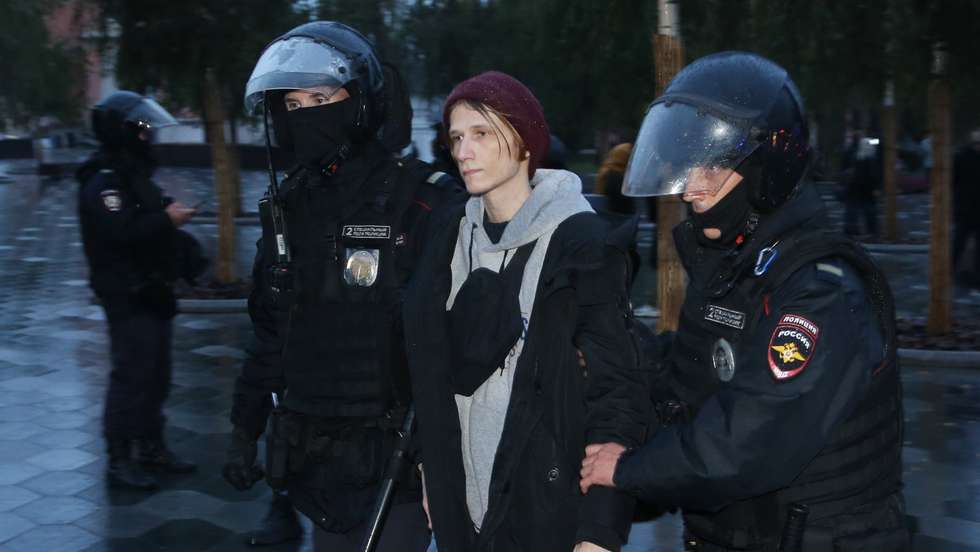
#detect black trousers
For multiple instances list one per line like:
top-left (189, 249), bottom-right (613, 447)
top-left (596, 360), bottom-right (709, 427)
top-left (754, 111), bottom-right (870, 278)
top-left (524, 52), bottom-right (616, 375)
top-left (953, 217), bottom-right (980, 276)
top-left (101, 296), bottom-right (173, 441)
top-left (844, 197), bottom-right (878, 237)
top-left (313, 501), bottom-right (430, 552)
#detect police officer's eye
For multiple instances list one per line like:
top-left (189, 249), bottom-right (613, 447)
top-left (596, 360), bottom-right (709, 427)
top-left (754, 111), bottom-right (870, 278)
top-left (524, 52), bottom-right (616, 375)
top-left (285, 101), bottom-right (300, 111)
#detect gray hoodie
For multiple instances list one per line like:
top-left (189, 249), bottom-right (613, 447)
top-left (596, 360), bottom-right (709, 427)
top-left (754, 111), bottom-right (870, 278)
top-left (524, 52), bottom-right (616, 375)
top-left (446, 168), bottom-right (593, 530)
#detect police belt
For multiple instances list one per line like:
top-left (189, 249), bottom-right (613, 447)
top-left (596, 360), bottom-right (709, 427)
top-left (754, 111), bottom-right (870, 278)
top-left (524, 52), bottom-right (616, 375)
top-left (278, 407), bottom-right (406, 454)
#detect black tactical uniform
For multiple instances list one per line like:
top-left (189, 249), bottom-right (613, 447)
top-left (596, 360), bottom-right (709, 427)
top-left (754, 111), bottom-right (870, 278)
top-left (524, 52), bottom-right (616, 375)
top-left (615, 52), bottom-right (909, 551)
top-left (223, 21), bottom-right (463, 551)
top-left (77, 91), bottom-right (199, 490)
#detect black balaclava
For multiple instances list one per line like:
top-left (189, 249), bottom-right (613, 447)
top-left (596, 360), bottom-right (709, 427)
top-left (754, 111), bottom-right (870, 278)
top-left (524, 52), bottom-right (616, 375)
top-left (689, 155), bottom-right (763, 248)
top-left (689, 175), bottom-right (753, 248)
top-left (285, 89), bottom-right (358, 171)
top-left (116, 122), bottom-right (158, 177)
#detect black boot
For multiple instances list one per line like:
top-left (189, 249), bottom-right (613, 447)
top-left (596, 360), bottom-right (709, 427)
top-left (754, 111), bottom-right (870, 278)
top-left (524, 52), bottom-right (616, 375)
top-left (248, 492), bottom-right (303, 546)
top-left (137, 437), bottom-right (197, 474)
top-left (107, 439), bottom-right (158, 490)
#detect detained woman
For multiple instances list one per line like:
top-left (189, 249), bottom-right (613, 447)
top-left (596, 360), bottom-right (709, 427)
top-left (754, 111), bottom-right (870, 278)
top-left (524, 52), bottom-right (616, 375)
top-left (403, 71), bottom-right (648, 552)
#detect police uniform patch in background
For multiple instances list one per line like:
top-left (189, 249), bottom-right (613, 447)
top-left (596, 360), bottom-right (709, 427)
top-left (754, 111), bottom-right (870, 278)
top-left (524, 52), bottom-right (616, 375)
top-left (342, 225), bottom-right (391, 239)
top-left (768, 314), bottom-right (819, 380)
top-left (100, 189), bottom-right (123, 212)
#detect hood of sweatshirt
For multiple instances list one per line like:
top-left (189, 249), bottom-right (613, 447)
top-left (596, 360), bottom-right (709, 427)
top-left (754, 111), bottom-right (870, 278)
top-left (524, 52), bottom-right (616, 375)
top-left (464, 168), bottom-right (594, 253)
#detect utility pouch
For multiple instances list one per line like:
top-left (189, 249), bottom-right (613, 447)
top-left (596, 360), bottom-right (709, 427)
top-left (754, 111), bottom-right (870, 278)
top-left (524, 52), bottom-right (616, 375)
top-left (288, 423), bottom-right (388, 533)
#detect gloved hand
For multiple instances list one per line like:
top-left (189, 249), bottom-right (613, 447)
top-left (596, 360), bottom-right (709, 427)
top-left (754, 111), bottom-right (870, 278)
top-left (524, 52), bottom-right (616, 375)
top-left (222, 426), bottom-right (265, 491)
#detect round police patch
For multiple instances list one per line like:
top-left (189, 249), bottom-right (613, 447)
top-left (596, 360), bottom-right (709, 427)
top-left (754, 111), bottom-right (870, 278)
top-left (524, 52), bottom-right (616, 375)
top-left (344, 248), bottom-right (379, 287)
top-left (768, 314), bottom-right (820, 380)
top-left (712, 338), bottom-right (736, 382)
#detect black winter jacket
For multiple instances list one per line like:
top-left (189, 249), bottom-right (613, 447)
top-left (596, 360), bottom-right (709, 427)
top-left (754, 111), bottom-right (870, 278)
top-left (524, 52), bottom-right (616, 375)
top-left (404, 205), bottom-right (649, 552)
top-left (614, 185), bottom-right (906, 547)
top-left (76, 151), bottom-right (177, 299)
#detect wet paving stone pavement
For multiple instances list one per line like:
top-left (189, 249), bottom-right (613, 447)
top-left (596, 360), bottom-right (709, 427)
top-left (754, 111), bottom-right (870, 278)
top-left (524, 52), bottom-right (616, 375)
top-left (0, 159), bottom-right (978, 551)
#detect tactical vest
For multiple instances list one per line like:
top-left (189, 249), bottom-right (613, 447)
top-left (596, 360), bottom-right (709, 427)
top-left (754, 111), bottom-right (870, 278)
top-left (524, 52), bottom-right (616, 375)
top-left (261, 158), bottom-right (437, 419)
top-left (668, 224), bottom-right (904, 549)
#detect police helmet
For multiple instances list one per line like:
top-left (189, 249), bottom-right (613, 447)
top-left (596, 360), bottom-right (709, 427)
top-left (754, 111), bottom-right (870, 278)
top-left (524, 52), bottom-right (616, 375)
top-left (623, 51), bottom-right (811, 212)
top-left (91, 91), bottom-right (178, 150)
top-left (244, 22), bottom-right (387, 143)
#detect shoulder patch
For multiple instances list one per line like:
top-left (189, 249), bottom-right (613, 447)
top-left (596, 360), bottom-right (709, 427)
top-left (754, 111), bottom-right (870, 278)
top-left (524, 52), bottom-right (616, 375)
top-left (426, 171), bottom-right (447, 185)
top-left (816, 262), bottom-right (843, 278)
top-left (100, 189), bottom-right (123, 212)
top-left (768, 314), bottom-right (820, 380)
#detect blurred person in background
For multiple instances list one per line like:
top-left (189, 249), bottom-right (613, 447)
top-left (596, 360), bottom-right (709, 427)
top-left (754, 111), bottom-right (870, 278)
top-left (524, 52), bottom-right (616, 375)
top-left (953, 129), bottom-right (980, 286)
top-left (843, 137), bottom-right (880, 239)
top-left (77, 91), bottom-right (200, 491)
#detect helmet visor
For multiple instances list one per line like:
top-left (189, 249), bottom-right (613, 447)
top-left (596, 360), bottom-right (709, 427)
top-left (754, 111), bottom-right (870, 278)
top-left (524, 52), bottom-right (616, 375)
top-left (244, 37), bottom-right (354, 113)
top-left (124, 98), bottom-right (178, 129)
top-left (623, 101), bottom-right (761, 197)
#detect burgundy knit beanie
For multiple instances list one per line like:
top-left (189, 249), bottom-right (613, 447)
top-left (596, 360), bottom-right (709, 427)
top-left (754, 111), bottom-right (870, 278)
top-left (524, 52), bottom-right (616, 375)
top-left (443, 71), bottom-right (550, 178)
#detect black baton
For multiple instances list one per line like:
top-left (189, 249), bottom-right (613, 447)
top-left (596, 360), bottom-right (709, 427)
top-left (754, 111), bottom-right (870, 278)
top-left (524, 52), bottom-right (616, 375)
top-left (360, 405), bottom-right (416, 552)
top-left (779, 502), bottom-right (809, 552)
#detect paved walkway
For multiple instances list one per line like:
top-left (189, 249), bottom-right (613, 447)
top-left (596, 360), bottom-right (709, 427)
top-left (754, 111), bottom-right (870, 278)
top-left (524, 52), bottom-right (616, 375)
top-left (0, 160), bottom-right (977, 550)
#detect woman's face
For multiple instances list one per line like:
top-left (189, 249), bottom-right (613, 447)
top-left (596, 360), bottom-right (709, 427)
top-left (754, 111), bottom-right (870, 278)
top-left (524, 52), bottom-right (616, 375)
top-left (448, 103), bottom-right (527, 196)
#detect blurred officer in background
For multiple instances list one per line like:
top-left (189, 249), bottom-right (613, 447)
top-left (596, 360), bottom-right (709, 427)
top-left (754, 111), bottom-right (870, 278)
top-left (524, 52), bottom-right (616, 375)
top-left (77, 91), bottom-right (200, 490)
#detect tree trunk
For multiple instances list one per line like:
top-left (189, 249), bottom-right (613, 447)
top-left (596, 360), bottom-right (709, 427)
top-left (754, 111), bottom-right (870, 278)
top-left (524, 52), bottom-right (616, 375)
top-left (926, 44), bottom-right (952, 335)
top-left (203, 68), bottom-right (237, 284)
top-left (653, 0), bottom-right (687, 332)
top-left (881, 80), bottom-right (899, 241)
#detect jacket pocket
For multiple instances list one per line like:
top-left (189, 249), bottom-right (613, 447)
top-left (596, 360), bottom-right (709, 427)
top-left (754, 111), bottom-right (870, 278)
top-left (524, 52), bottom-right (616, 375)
top-left (513, 423), bottom-right (577, 524)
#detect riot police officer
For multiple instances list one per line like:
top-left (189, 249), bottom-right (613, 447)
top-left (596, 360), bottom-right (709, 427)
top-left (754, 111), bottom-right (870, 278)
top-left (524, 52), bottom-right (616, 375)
top-left (221, 21), bottom-right (462, 551)
top-left (579, 52), bottom-right (909, 550)
top-left (77, 91), bottom-right (199, 490)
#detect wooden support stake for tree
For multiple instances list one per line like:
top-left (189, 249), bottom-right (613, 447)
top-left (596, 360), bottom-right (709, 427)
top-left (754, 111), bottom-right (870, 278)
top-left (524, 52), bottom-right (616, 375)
top-left (203, 68), bottom-right (237, 284)
top-left (926, 44), bottom-right (952, 335)
top-left (653, 0), bottom-right (687, 332)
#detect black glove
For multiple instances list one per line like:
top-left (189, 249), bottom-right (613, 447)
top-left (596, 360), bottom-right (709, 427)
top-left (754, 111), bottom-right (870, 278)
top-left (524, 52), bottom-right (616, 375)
top-left (222, 426), bottom-right (265, 491)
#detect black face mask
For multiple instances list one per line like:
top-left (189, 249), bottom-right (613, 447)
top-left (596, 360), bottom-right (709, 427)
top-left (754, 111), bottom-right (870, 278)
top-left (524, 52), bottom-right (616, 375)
top-left (119, 124), bottom-right (158, 176)
top-left (286, 100), bottom-right (357, 170)
top-left (689, 172), bottom-right (754, 248)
